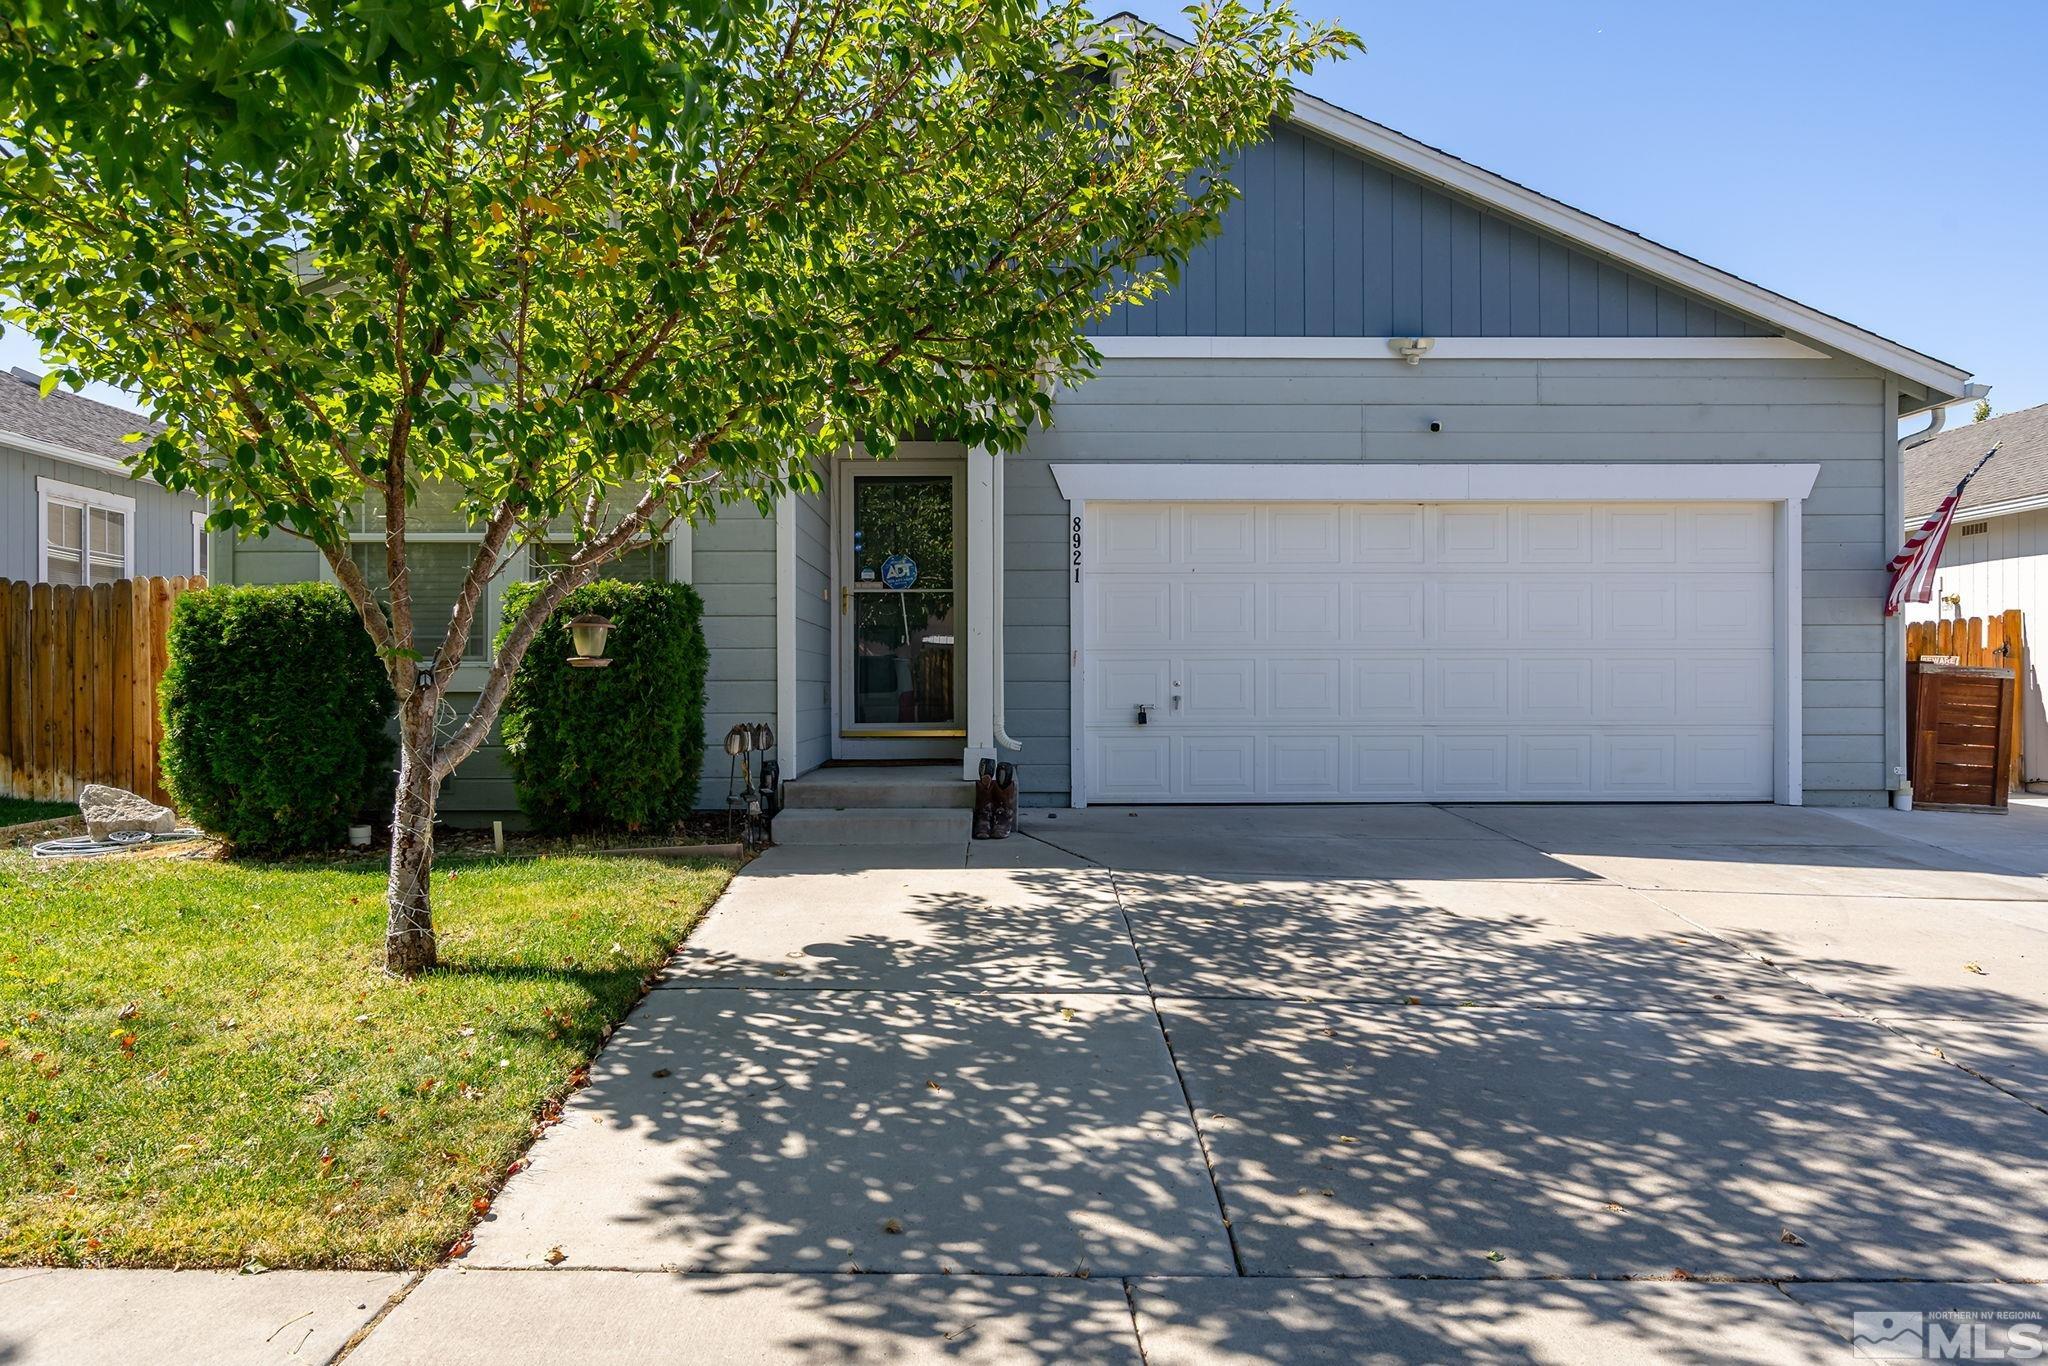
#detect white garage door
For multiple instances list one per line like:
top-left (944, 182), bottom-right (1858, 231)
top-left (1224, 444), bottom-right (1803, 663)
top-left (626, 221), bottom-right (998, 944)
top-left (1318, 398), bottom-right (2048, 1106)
top-left (1083, 501), bottom-right (1775, 802)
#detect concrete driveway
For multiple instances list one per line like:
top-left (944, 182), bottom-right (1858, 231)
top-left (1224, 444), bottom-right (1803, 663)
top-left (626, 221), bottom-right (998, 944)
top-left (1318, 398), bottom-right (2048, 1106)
top-left (343, 800), bottom-right (2048, 1363)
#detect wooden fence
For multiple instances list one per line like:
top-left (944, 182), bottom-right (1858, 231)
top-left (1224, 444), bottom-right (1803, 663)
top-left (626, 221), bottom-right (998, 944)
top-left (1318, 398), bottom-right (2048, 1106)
top-left (0, 576), bottom-right (206, 807)
top-left (1907, 609), bottom-right (2026, 789)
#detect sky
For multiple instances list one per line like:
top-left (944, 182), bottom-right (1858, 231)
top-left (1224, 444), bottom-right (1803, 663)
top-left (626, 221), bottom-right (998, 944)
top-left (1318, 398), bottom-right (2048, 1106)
top-left (5, 1), bottom-right (2043, 420)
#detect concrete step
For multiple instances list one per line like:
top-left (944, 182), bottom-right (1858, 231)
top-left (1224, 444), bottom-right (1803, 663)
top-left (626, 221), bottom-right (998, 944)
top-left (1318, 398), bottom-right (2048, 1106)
top-left (782, 766), bottom-right (974, 810)
top-left (771, 807), bottom-right (973, 846)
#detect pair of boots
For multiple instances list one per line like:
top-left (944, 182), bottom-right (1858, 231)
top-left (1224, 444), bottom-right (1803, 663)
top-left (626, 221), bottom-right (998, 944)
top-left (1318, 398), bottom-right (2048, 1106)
top-left (973, 759), bottom-right (1017, 840)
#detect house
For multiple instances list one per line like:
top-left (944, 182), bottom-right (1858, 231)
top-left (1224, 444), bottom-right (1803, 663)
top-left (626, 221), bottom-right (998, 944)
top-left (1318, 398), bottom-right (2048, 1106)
top-left (0, 367), bottom-right (209, 587)
top-left (216, 86), bottom-right (1979, 826)
top-left (1903, 405), bottom-right (2048, 784)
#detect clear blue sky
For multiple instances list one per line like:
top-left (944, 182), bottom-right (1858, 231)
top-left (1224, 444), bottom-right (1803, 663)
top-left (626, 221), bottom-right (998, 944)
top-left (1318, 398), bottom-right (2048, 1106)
top-left (6, 1), bottom-right (2042, 418)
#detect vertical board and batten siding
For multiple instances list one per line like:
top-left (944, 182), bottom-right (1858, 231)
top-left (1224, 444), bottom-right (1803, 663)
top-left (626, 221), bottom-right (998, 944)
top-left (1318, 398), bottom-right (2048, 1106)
top-left (2, 447), bottom-right (206, 583)
top-left (1091, 124), bottom-right (1768, 342)
top-left (1003, 355), bottom-right (1894, 807)
top-left (792, 483), bottom-right (834, 777)
top-left (1906, 508), bottom-right (2048, 782)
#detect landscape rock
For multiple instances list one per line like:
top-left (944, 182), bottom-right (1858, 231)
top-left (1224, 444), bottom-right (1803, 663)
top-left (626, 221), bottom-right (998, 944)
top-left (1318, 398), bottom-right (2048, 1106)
top-left (78, 784), bottom-right (176, 839)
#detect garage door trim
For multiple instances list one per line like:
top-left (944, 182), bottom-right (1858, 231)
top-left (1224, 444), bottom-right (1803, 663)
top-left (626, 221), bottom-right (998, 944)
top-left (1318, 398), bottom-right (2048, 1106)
top-left (1050, 462), bottom-right (1820, 809)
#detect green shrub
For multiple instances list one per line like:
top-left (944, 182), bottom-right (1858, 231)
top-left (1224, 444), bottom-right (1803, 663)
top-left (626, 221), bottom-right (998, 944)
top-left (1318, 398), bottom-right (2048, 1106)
top-left (497, 579), bottom-right (708, 834)
top-left (161, 582), bottom-right (397, 852)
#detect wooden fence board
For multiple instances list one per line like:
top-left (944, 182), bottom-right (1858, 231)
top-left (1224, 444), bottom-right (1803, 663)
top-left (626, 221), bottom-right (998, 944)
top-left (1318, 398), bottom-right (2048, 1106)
top-left (1907, 611), bottom-right (2029, 789)
top-left (0, 576), bottom-right (203, 805)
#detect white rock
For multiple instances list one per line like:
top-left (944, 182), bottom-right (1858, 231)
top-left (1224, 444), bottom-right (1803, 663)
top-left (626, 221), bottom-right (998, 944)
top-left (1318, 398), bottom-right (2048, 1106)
top-left (77, 783), bottom-right (176, 839)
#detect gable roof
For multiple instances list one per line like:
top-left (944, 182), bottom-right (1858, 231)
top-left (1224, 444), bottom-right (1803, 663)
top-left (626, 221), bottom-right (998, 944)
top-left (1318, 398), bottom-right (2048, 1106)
top-left (0, 367), bottom-right (161, 474)
top-left (1906, 405), bottom-right (2048, 522)
top-left (1104, 14), bottom-right (1975, 405)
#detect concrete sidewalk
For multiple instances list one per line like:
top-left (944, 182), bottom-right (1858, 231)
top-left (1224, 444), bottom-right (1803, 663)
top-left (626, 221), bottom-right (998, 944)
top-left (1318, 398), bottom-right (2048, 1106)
top-left (9, 802), bottom-right (2047, 1363)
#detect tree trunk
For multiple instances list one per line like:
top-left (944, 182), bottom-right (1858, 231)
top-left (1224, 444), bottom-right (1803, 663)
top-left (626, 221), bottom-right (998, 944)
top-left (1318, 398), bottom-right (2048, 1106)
top-left (385, 692), bottom-right (442, 974)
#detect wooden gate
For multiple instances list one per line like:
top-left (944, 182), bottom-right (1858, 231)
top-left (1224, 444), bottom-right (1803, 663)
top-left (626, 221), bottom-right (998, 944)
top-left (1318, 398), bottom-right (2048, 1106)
top-left (0, 576), bottom-right (206, 807)
top-left (1906, 610), bottom-right (2026, 789)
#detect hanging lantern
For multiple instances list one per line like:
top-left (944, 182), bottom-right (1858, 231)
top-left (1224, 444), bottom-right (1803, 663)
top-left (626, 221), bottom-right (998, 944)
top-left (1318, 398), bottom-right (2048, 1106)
top-left (567, 614), bottom-right (614, 668)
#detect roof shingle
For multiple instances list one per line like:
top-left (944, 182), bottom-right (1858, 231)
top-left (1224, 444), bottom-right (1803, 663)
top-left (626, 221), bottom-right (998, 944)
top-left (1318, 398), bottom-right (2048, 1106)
top-left (0, 368), bottom-right (161, 464)
top-left (1906, 405), bottom-right (2048, 522)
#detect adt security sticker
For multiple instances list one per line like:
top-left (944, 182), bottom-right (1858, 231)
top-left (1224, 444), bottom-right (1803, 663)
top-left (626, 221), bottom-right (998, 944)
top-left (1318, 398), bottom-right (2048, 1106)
top-left (881, 554), bottom-right (918, 590)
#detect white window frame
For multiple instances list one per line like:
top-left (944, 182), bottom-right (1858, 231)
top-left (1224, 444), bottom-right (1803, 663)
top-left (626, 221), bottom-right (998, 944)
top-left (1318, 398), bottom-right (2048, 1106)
top-left (36, 476), bottom-right (135, 586)
top-left (191, 509), bottom-right (210, 578)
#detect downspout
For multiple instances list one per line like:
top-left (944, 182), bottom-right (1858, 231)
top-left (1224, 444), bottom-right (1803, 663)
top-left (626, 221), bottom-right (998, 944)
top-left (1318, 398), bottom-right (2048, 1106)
top-left (991, 450), bottom-right (1022, 752)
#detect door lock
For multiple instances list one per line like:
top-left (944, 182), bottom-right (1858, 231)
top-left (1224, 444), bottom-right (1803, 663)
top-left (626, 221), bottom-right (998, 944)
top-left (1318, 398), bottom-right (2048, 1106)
top-left (1135, 703), bottom-right (1154, 726)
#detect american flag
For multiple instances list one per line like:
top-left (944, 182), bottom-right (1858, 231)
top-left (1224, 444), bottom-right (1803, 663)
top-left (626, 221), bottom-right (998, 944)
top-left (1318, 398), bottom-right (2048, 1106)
top-left (1885, 444), bottom-right (2001, 616)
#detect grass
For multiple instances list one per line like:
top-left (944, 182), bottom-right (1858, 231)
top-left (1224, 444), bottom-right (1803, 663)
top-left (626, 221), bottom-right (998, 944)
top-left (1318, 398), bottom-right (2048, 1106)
top-left (0, 847), bottom-right (734, 1269)
top-left (0, 797), bottom-right (76, 828)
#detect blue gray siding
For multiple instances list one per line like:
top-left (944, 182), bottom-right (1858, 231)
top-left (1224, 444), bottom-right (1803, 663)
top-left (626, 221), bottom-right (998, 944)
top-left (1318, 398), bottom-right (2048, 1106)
top-left (1092, 124), bottom-right (1767, 341)
top-left (792, 481), bottom-right (833, 777)
top-left (1003, 354), bottom-right (1894, 808)
top-left (691, 501), bottom-right (779, 811)
top-left (2, 446), bottom-right (204, 583)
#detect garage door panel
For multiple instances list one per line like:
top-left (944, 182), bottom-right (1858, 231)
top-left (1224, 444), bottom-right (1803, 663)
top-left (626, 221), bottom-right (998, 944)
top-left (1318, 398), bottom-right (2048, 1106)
top-left (1264, 580), bottom-right (1343, 644)
top-left (1091, 579), bottom-right (1171, 646)
top-left (1431, 579), bottom-right (1511, 645)
top-left (1266, 657), bottom-right (1343, 719)
top-left (1431, 734), bottom-right (1511, 796)
top-left (1683, 505), bottom-right (1773, 568)
top-left (1518, 506), bottom-right (1596, 564)
top-left (1083, 500), bottom-right (1775, 803)
top-left (1353, 506), bottom-right (1426, 563)
top-left (1352, 734), bottom-right (1426, 796)
top-left (1518, 658), bottom-right (1595, 721)
top-left (1352, 656), bottom-right (1426, 720)
top-left (1180, 657), bottom-right (1256, 721)
top-left (1602, 507), bottom-right (1679, 564)
top-left (1515, 734), bottom-right (1595, 795)
top-left (1180, 505), bottom-right (1255, 564)
top-left (1266, 734), bottom-right (1346, 796)
top-left (1433, 656), bottom-right (1511, 720)
top-left (1180, 734), bottom-right (1256, 796)
top-left (1180, 580), bottom-right (1256, 644)
top-left (1434, 506), bottom-right (1510, 563)
top-left (1096, 505), bottom-right (1172, 566)
top-left (1265, 506), bottom-right (1343, 564)
top-left (1351, 578), bottom-right (1426, 636)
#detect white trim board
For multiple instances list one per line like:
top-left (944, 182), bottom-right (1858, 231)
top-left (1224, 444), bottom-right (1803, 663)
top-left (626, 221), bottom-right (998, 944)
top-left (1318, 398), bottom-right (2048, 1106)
top-left (1054, 460), bottom-right (1814, 808)
top-left (1051, 462), bottom-right (1822, 505)
top-left (3, 427), bottom-right (162, 484)
top-left (1086, 336), bottom-right (1829, 362)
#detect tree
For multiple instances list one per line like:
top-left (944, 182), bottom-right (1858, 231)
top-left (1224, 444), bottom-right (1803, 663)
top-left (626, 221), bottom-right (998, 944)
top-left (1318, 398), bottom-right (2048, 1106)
top-left (0, 0), bottom-right (1355, 972)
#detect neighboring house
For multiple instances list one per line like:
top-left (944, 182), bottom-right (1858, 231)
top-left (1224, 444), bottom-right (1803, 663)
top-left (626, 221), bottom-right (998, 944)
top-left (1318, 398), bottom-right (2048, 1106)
top-left (220, 88), bottom-right (1977, 821)
top-left (0, 367), bottom-right (208, 587)
top-left (1903, 405), bottom-right (2048, 783)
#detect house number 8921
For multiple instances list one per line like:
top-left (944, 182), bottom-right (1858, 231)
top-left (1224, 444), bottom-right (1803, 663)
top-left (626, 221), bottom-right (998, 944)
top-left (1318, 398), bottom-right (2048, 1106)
top-left (1071, 516), bottom-right (1083, 584)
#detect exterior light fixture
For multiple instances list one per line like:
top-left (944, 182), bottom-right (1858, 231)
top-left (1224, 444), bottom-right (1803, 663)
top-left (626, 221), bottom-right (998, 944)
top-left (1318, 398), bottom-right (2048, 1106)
top-left (567, 614), bottom-right (614, 668)
top-left (1391, 337), bottom-right (1436, 366)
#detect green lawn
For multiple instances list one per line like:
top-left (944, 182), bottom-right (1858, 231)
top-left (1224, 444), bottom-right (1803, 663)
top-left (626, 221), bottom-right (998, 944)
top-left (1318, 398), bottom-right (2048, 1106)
top-left (0, 849), bottom-right (734, 1269)
top-left (0, 797), bottom-right (76, 828)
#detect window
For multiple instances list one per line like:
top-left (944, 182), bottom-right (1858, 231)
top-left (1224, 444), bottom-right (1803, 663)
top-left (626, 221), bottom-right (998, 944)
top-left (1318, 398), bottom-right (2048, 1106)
top-left (350, 542), bottom-right (490, 660)
top-left (37, 477), bottom-right (133, 586)
top-left (529, 536), bottom-right (671, 584)
top-left (192, 511), bottom-right (210, 577)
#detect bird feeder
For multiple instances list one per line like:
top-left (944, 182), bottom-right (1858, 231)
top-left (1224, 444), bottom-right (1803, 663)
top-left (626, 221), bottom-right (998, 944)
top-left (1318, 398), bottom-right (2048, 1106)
top-left (567, 614), bottom-right (614, 668)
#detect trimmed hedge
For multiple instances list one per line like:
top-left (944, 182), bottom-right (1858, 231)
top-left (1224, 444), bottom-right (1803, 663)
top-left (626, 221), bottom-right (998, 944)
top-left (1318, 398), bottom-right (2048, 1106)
top-left (497, 579), bottom-right (708, 834)
top-left (161, 582), bottom-right (397, 852)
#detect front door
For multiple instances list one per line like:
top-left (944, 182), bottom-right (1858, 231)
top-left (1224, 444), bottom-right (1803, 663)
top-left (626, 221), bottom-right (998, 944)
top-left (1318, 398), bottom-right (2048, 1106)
top-left (838, 462), bottom-right (966, 752)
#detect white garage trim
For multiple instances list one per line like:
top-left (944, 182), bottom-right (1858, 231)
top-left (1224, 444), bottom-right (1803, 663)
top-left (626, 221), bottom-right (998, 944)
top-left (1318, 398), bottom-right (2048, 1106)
top-left (1053, 463), bottom-right (1819, 809)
